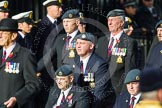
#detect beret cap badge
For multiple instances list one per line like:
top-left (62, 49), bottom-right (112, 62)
top-left (136, 76), bottom-right (140, 80)
top-left (68, 13), bottom-right (73, 18)
top-left (82, 34), bottom-right (86, 38)
top-left (29, 12), bottom-right (33, 19)
top-left (58, 71), bottom-right (63, 76)
top-left (4, 1), bottom-right (8, 8)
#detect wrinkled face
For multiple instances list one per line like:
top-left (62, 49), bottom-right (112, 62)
top-left (157, 28), bottom-right (162, 42)
top-left (0, 11), bottom-right (9, 20)
top-left (107, 16), bottom-right (124, 34)
top-left (142, 0), bottom-right (154, 7)
top-left (63, 18), bottom-right (79, 34)
top-left (126, 82), bottom-right (140, 96)
top-left (0, 31), bottom-right (17, 48)
top-left (47, 5), bottom-right (62, 19)
top-left (76, 39), bottom-right (94, 58)
top-left (55, 75), bottom-right (73, 90)
top-left (19, 22), bottom-right (33, 34)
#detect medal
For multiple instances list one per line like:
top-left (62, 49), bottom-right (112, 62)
top-left (69, 49), bottom-right (75, 58)
top-left (5, 62), bottom-right (9, 72)
top-left (116, 56), bottom-right (123, 63)
top-left (89, 82), bottom-right (95, 89)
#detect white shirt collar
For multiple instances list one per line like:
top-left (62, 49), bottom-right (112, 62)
top-left (130, 93), bottom-right (141, 108)
top-left (80, 54), bottom-right (92, 73)
top-left (61, 85), bottom-right (73, 98)
top-left (110, 31), bottom-right (123, 40)
top-left (47, 15), bottom-right (57, 24)
top-left (3, 42), bottom-right (16, 59)
top-left (67, 29), bottom-right (78, 43)
top-left (18, 31), bottom-right (25, 38)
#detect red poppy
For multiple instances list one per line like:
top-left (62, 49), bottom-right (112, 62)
top-left (8, 52), bottom-right (14, 58)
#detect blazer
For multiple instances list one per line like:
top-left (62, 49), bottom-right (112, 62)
top-left (0, 43), bottom-right (40, 108)
top-left (45, 86), bottom-right (91, 108)
top-left (72, 53), bottom-right (116, 108)
top-left (95, 32), bottom-right (138, 94)
top-left (113, 92), bottom-right (141, 108)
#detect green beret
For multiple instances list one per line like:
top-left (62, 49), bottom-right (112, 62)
top-left (106, 9), bottom-right (125, 18)
top-left (76, 32), bottom-right (95, 44)
top-left (140, 67), bottom-right (162, 92)
top-left (55, 65), bottom-right (73, 76)
top-left (155, 20), bottom-right (162, 29)
top-left (124, 69), bottom-right (141, 84)
top-left (61, 9), bottom-right (79, 19)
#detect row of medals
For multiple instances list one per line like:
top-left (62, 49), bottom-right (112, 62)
top-left (112, 47), bottom-right (127, 64)
top-left (83, 72), bottom-right (95, 89)
top-left (4, 62), bottom-right (20, 74)
top-left (68, 42), bottom-right (76, 58)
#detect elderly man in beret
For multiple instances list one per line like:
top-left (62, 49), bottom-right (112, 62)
top-left (95, 9), bottom-right (138, 95)
top-left (45, 65), bottom-right (91, 108)
top-left (0, 18), bottom-right (40, 108)
top-left (145, 20), bottom-right (162, 69)
top-left (114, 69), bottom-right (141, 108)
top-left (71, 32), bottom-right (116, 108)
top-left (135, 67), bottom-right (162, 108)
top-left (12, 11), bottom-right (34, 49)
top-left (0, 1), bottom-right (9, 21)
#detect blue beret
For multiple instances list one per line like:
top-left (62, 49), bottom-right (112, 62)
top-left (155, 20), bottom-right (162, 29)
top-left (124, 69), bottom-right (141, 84)
top-left (106, 9), bottom-right (125, 18)
top-left (140, 67), bottom-right (162, 92)
top-left (61, 9), bottom-right (79, 19)
top-left (55, 65), bottom-right (73, 76)
top-left (76, 32), bottom-right (95, 44)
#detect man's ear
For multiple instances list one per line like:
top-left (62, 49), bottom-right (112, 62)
top-left (11, 32), bottom-right (18, 41)
top-left (76, 19), bottom-right (80, 26)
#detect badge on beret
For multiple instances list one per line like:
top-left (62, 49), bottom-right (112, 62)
top-left (136, 76), bottom-right (140, 80)
top-left (79, 12), bottom-right (84, 19)
top-left (160, 50), bottom-right (162, 54)
top-left (4, 2), bottom-right (8, 8)
top-left (82, 34), bottom-right (86, 38)
top-left (69, 13), bottom-right (73, 18)
top-left (160, 24), bottom-right (162, 28)
top-left (29, 12), bottom-right (33, 19)
top-left (58, 71), bottom-right (63, 76)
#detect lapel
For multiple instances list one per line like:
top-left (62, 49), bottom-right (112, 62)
top-left (50, 87), bottom-right (61, 107)
top-left (73, 56), bottom-right (81, 84)
top-left (86, 53), bottom-right (95, 71)
top-left (0, 48), bottom-right (3, 66)
top-left (0, 44), bottom-right (20, 68)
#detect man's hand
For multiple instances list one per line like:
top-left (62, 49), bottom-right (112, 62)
top-left (4, 97), bottom-right (17, 108)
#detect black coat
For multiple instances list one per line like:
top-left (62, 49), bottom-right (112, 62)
top-left (45, 86), bottom-right (91, 108)
top-left (95, 32), bottom-right (138, 95)
top-left (0, 44), bottom-right (40, 108)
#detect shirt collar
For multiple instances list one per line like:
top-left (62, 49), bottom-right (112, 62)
top-left (61, 85), bottom-right (72, 98)
top-left (3, 42), bottom-right (16, 58)
top-left (110, 31), bottom-right (123, 40)
top-left (131, 93), bottom-right (141, 100)
top-left (18, 31), bottom-right (25, 38)
top-left (47, 15), bottom-right (57, 24)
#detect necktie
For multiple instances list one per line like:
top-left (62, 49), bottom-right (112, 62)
top-left (2, 50), bottom-right (6, 63)
top-left (80, 61), bottom-right (83, 74)
top-left (130, 96), bottom-right (136, 108)
top-left (65, 36), bottom-right (71, 50)
top-left (53, 20), bottom-right (58, 32)
top-left (61, 92), bottom-right (65, 103)
top-left (107, 37), bottom-right (114, 56)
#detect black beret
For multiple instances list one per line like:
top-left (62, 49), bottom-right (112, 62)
top-left (124, 69), bottom-right (141, 84)
top-left (140, 67), bottom-right (162, 92)
top-left (155, 20), bottom-right (162, 29)
top-left (76, 32), bottom-right (95, 44)
top-left (123, 1), bottom-right (137, 8)
top-left (55, 65), bottom-right (73, 76)
top-left (106, 9), bottom-right (125, 18)
top-left (61, 9), bottom-right (79, 19)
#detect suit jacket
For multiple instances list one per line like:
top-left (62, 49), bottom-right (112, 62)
top-left (113, 92), bottom-right (141, 108)
top-left (95, 32), bottom-right (138, 95)
top-left (72, 53), bottom-right (116, 108)
top-left (0, 43), bottom-right (40, 108)
top-left (45, 86), bottom-right (91, 108)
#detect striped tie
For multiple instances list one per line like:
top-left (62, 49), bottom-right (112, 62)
top-left (107, 37), bottom-right (114, 56)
